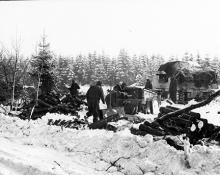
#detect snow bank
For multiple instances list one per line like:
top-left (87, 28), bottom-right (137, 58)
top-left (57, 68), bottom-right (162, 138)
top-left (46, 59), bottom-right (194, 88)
top-left (0, 112), bottom-right (220, 174)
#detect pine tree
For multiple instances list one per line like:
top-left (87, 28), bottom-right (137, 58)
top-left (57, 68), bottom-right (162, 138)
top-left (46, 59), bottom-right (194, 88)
top-left (145, 55), bottom-right (156, 79)
top-left (143, 54), bottom-right (165, 81)
top-left (30, 35), bottom-right (55, 94)
top-left (196, 53), bottom-right (202, 65)
top-left (56, 56), bottom-right (74, 93)
top-left (203, 55), bottom-right (211, 69)
top-left (90, 51), bottom-right (98, 83)
top-left (130, 54), bottom-right (140, 82)
top-left (168, 55), bottom-right (177, 62)
top-left (74, 54), bottom-right (86, 84)
top-left (189, 53), bottom-right (194, 62)
top-left (182, 52), bottom-right (190, 62)
top-left (94, 63), bottom-right (107, 83)
top-left (210, 57), bottom-right (220, 78)
top-left (116, 49), bottom-right (130, 83)
top-left (83, 53), bottom-right (92, 84)
top-left (139, 55), bottom-right (149, 82)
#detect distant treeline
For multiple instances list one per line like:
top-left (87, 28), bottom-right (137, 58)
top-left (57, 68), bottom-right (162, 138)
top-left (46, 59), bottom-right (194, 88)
top-left (0, 37), bottom-right (220, 101)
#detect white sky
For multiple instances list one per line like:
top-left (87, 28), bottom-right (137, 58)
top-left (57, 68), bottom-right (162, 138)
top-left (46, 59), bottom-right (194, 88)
top-left (0, 0), bottom-right (220, 58)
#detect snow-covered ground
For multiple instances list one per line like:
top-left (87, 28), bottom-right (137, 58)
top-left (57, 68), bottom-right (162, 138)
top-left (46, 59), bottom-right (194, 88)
top-left (0, 85), bottom-right (220, 174)
top-left (0, 98), bottom-right (220, 175)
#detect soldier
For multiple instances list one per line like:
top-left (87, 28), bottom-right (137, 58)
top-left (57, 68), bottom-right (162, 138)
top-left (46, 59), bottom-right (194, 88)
top-left (121, 82), bottom-right (127, 91)
top-left (113, 81), bottom-right (127, 92)
top-left (69, 79), bottom-right (80, 97)
top-left (113, 81), bottom-right (123, 92)
top-left (86, 81), bottom-right (105, 123)
top-left (144, 79), bottom-right (153, 90)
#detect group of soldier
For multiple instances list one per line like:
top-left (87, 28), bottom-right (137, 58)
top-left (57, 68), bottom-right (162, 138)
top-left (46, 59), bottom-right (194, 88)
top-left (69, 79), bottom-right (153, 123)
top-left (69, 79), bottom-right (106, 123)
top-left (69, 79), bottom-right (128, 123)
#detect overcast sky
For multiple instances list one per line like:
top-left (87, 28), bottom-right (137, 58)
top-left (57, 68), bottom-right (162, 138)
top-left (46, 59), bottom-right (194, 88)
top-left (0, 0), bottom-right (220, 58)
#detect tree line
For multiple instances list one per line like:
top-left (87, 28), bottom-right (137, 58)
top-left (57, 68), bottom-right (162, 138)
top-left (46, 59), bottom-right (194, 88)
top-left (0, 36), bottom-right (220, 103)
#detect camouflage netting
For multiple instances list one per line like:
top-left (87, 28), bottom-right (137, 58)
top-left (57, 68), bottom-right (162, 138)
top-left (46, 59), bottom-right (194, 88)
top-left (158, 61), bottom-right (218, 87)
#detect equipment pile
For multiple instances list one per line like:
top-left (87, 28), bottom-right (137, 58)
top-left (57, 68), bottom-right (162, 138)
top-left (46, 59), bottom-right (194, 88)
top-left (19, 92), bottom-right (87, 120)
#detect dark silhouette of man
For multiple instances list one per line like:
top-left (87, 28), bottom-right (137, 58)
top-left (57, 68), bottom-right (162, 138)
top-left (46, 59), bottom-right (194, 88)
top-left (113, 81), bottom-right (127, 92)
top-left (144, 79), bottom-right (153, 90)
top-left (69, 79), bottom-right (80, 97)
top-left (113, 81), bottom-right (123, 92)
top-left (86, 81), bottom-right (105, 123)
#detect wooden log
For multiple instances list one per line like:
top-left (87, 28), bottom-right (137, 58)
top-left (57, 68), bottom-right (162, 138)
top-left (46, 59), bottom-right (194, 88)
top-left (159, 106), bottom-right (175, 115)
top-left (165, 106), bottom-right (180, 111)
top-left (106, 124), bottom-right (117, 132)
top-left (139, 124), bottom-right (165, 136)
top-left (157, 89), bottom-right (220, 122)
top-left (130, 127), bottom-right (149, 136)
top-left (166, 106), bottom-right (201, 119)
top-left (171, 117), bottom-right (192, 128)
top-left (165, 137), bottom-right (184, 151)
top-left (33, 107), bottom-right (50, 113)
top-left (37, 99), bottom-right (52, 108)
top-left (144, 120), bottom-right (160, 129)
top-left (89, 120), bottom-right (107, 129)
top-left (39, 94), bottom-right (60, 105)
top-left (89, 113), bottom-right (120, 129)
top-left (179, 113), bottom-right (200, 121)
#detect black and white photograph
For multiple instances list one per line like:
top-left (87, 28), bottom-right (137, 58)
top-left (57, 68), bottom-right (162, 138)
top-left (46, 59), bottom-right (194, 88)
top-left (0, 0), bottom-right (220, 174)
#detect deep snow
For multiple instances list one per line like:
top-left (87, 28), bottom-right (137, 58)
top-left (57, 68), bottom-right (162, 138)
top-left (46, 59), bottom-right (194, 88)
top-left (0, 103), bottom-right (220, 175)
top-left (0, 85), bottom-right (220, 174)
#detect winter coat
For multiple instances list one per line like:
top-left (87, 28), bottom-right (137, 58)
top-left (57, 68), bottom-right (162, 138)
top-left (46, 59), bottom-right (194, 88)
top-left (113, 84), bottom-right (123, 92)
top-left (86, 85), bottom-right (105, 104)
top-left (144, 80), bottom-right (153, 90)
top-left (69, 82), bottom-right (80, 96)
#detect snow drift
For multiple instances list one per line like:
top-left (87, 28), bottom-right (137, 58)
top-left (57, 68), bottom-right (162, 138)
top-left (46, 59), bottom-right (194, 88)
top-left (0, 108), bottom-right (220, 175)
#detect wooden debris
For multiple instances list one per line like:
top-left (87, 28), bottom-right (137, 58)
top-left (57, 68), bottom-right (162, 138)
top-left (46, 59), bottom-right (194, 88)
top-left (131, 90), bottom-right (220, 146)
top-left (89, 113), bottom-right (121, 129)
top-left (19, 92), bottom-right (86, 120)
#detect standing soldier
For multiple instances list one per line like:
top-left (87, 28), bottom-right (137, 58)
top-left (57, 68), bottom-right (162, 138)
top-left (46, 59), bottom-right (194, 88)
top-left (121, 82), bottom-right (127, 92)
top-left (113, 81), bottom-right (123, 92)
top-left (86, 81), bottom-right (105, 123)
top-left (69, 79), bottom-right (80, 98)
top-left (144, 79), bottom-right (153, 90)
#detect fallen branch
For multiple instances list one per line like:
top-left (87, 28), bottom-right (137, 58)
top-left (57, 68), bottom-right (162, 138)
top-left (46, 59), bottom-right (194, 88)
top-left (157, 90), bottom-right (220, 121)
top-left (106, 156), bottom-right (130, 171)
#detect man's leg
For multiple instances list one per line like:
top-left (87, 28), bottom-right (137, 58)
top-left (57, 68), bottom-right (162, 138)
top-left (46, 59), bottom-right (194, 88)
top-left (99, 110), bottom-right (104, 120)
top-left (86, 101), bottom-right (92, 117)
top-left (93, 101), bottom-right (100, 123)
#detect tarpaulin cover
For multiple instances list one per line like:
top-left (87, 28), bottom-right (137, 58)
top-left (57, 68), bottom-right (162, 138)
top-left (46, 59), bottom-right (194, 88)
top-left (158, 61), bottom-right (217, 87)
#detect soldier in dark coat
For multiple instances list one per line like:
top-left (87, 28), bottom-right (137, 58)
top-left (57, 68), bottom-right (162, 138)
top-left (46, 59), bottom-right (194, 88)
top-left (113, 81), bottom-right (127, 92)
top-left (121, 82), bottom-right (127, 91)
top-left (69, 79), bottom-right (80, 97)
top-left (86, 81), bottom-right (105, 123)
top-left (144, 79), bottom-right (153, 90)
top-left (113, 81), bottom-right (123, 92)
